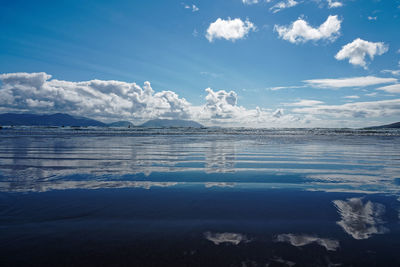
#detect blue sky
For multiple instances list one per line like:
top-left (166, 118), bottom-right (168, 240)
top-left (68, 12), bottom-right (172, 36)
top-left (1, 0), bottom-right (400, 127)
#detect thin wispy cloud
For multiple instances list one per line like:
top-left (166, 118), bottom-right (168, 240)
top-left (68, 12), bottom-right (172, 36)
top-left (304, 76), bottom-right (397, 89)
top-left (270, 0), bottom-right (298, 13)
top-left (381, 69), bottom-right (400, 76)
top-left (327, 0), bottom-right (343, 8)
top-left (377, 84), bottom-right (400, 93)
top-left (184, 3), bottom-right (199, 12)
top-left (268, 85), bottom-right (306, 91)
top-left (365, 92), bottom-right (378, 97)
top-left (200, 71), bottom-right (222, 78)
top-left (343, 95), bottom-right (360, 99)
top-left (242, 0), bottom-right (259, 5)
top-left (293, 98), bottom-right (400, 118)
top-left (271, 76), bottom-right (397, 94)
top-left (285, 100), bottom-right (325, 106)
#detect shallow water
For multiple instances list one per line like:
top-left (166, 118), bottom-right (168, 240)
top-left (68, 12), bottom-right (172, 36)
top-left (0, 127), bottom-right (400, 266)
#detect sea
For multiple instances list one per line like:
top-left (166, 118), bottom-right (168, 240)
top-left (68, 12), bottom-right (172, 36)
top-left (0, 126), bottom-right (400, 266)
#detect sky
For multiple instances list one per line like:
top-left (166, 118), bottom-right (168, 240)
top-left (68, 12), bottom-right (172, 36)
top-left (1, 0), bottom-right (400, 127)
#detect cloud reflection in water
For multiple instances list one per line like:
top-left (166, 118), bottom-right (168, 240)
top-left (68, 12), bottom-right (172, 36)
top-left (333, 197), bottom-right (388, 240)
top-left (204, 232), bottom-right (249, 245)
top-left (204, 182), bottom-right (236, 188)
top-left (276, 234), bottom-right (340, 251)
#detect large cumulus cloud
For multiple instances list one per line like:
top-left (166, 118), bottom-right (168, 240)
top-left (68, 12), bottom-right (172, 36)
top-left (335, 38), bottom-right (388, 69)
top-left (0, 72), bottom-right (192, 122)
top-left (203, 88), bottom-right (239, 119)
top-left (199, 88), bottom-right (298, 126)
top-left (206, 18), bottom-right (256, 42)
top-left (274, 15), bottom-right (341, 44)
top-left (0, 72), bottom-right (299, 126)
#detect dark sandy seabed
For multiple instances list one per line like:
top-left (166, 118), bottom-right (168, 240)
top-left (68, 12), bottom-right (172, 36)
top-left (0, 127), bottom-right (400, 266)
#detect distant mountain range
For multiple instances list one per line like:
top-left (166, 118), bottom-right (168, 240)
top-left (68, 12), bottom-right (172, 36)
top-left (366, 121), bottom-right (400, 129)
top-left (0, 113), bottom-right (203, 128)
top-left (1, 113), bottom-right (399, 129)
top-left (0, 113), bottom-right (106, 127)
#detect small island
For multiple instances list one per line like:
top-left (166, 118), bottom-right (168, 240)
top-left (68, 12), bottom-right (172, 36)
top-left (366, 122), bottom-right (400, 129)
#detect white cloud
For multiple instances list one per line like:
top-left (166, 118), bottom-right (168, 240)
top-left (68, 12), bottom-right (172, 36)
top-left (270, 0), bottom-right (298, 13)
top-left (203, 88), bottom-right (239, 119)
top-left (275, 76), bottom-right (397, 93)
top-left (333, 198), bottom-right (388, 240)
top-left (4, 72), bottom-right (399, 128)
top-left (327, 0), bottom-right (343, 8)
top-left (197, 89), bottom-right (300, 126)
top-left (343, 95), bottom-right (360, 99)
top-left (26, 99), bottom-right (54, 108)
top-left (184, 4), bottom-right (199, 12)
top-left (242, 0), bottom-right (259, 4)
top-left (200, 71), bottom-right (221, 78)
top-left (0, 72), bottom-right (192, 122)
top-left (272, 108), bottom-right (284, 118)
top-left (335, 38), bottom-right (389, 69)
top-left (206, 18), bottom-right (256, 42)
top-left (381, 69), bottom-right (400, 76)
top-left (268, 85), bottom-right (306, 91)
top-left (286, 100), bottom-right (324, 106)
top-left (293, 98), bottom-right (400, 118)
top-left (365, 92), bottom-right (378, 97)
top-left (0, 72), bottom-right (302, 127)
top-left (1, 72), bottom-right (52, 88)
top-left (276, 234), bottom-right (340, 251)
top-left (204, 232), bottom-right (249, 245)
top-left (274, 15), bottom-right (342, 44)
top-left (368, 16), bottom-right (377, 21)
top-left (377, 84), bottom-right (400, 93)
top-left (304, 76), bottom-right (397, 88)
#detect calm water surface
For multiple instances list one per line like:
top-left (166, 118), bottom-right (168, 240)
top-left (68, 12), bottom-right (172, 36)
top-left (1, 127), bottom-right (400, 266)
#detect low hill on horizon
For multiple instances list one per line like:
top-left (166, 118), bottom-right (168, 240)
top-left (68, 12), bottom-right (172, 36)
top-left (366, 121), bottom-right (400, 129)
top-left (107, 121), bottom-right (135, 127)
top-left (140, 119), bottom-right (203, 128)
